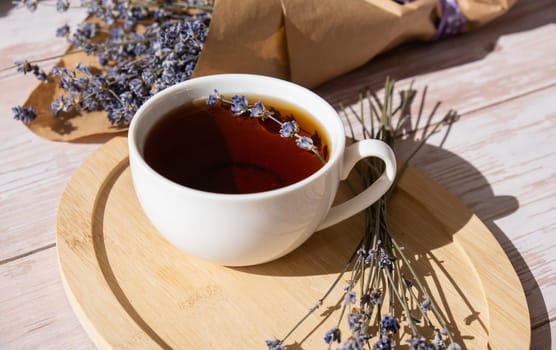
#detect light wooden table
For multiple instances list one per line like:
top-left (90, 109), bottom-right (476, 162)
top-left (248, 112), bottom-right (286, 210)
top-left (0, 1), bottom-right (554, 349)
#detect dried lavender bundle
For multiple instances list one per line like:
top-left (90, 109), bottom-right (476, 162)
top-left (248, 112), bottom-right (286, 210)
top-left (266, 78), bottom-right (461, 350)
top-left (9, 0), bottom-right (213, 124)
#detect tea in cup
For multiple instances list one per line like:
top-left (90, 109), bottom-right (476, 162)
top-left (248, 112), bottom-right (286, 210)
top-left (128, 74), bottom-right (396, 266)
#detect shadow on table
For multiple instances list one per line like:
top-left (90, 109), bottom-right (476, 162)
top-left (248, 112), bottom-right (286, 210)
top-left (235, 135), bottom-right (544, 348)
top-left (316, 0), bottom-right (555, 107)
top-left (402, 145), bottom-right (551, 350)
top-left (0, 1), bottom-right (13, 18)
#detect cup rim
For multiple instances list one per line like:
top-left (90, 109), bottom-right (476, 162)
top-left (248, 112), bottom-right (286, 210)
top-left (128, 73), bottom-right (346, 200)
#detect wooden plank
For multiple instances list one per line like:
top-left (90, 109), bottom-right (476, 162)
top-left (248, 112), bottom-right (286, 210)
top-left (394, 86), bottom-right (556, 349)
top-left (0, 5), bottom-right (85, 70)
top-left (0, 247), bottom-right (94, 350)
top-left (0, 136), bottom-right (107, 262)
top-left (0, 3), bottom-right (99, 262)
top-left (398, 86), bottom-right (556, 242)
top-left (316, 0), bottom-right (556, 128)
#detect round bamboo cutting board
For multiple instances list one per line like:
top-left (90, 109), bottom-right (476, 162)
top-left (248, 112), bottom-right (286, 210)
top-left (56, 136), bottom-right (530, 349)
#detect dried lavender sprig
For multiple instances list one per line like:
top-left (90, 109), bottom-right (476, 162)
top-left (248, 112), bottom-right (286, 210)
top-left (13, 60), bottom-right (48, 81)
top-left (11, 106), bottom-right (36, 124)
top-left (361, 78), bottom-right (461, 348)
top-left (263, 77), bottom-right (463, 347)
top-left (130, 0), bottom-right (214, 12)
top-left (265, 238), bottom-right (363, 349)
top-left (341, 109), bottom-right (388, 340)
top-left (390, 237), bottom-right (457, 346)
top-left (207, 90), bottom-right (326, 164)
top-left (0, 51), bottom-right (83, 73)
top-left (383, 266), bottom-right (418, 335)
top-left (0, 35), bottom-right (157, 74)
top-left (390, 109), bottom-right (458, 195)
top-left (334, 255), bottom-right (364, 329)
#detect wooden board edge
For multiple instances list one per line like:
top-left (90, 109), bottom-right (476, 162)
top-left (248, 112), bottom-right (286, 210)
top-left (398, 164), bottom-right (531, 348)
top-left (56, 136), bottom-right (151, 349)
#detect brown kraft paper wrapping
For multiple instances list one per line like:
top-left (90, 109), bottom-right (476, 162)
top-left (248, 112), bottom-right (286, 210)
top-left (24, 0), bottom-right (516, 141)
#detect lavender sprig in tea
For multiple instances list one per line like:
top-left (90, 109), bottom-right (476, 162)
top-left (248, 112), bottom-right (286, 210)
top-left (206, 90), bottom-right (326, 164)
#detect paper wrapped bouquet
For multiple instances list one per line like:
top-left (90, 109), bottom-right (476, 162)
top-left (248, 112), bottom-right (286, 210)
top-left (21, 0), bottom-right (516, 140)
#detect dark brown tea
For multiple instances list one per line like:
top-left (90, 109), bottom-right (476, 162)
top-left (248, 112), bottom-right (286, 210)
top-left (143, 96), bottom-right (329, 194)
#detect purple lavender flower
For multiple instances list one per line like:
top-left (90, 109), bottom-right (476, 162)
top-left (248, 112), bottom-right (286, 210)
top-left (357, 248), bottom-right (367, 257)
top-left (77, 22), bottom-right (99, 39)
top-left (50, 66), bottom-right (66, 77)
top-left (15, 60), bottom-right (33, 74)
top-left (371, 289), bottom-right (382, 306)
top-left (447, 343), bottom-right (462, 350)
top-left (185, 20), bottom-right (207, 42)
top-left (56, 0), bottom-right (69, 12)
top-left (31, 65), bottom-right (48, 81)
top-left (264, 339), bottom-right (284, 350)
top-left (75, 63), bottom-right (91, 75)
top-left (141, 69), bottom-right (155, 86)
top-left (365, 248), bottom-right (376, 265)
top-left (279, 120), bottom-right (299, 138)
top-left (324, 326), bottom-right (341, 344)
top-left (204, 92), bottom-right (325, 163)
top-left (97, 53), bottom-right (109, 66)
top-left (11, 106), bottom-right (36, 124)
top-left (207, 90), bottom-right (221, 107)
top-left (61, 96), bottom-right (74, 113)
top-left (378, 248), bottom-right (393, 272)
top-left (184, 60), bottom-right (196, 77)
top-left (110, 27), bottom-right (125, 41)
top-left (347, 312), bottom-right (363, 332)
top-left (230, 95), bottom-right (249, 115)
top-left (338, 333), bottom-right (371, 350)
top-left (420, 295), bottom-right (431, 313)
top-left (55, 24), bottom-right (70, 38)
top-left (80, 41), bottom-right (97, 55)
top-left (50, 98), bottom-right (65, 117)
top-left (248, 101), bottom-right (267, 118)
top-left (407, 337), bottom-right (436, 350)
top-left (81, 95), bottom-right (99, 111)
top-left (106, 104), bottom-right (129, 125)
top-left (433, 329), bottom-right (445, 350)
top-left (346, 290), bottom-right (357, 305)
top-left (22, 0), bottom-right (38, 12)
top-left (13, 0), bottom-right (211, 127)
top-left (359, 293), bottom-right (371, 308)
top-left (372, 334), bottom-right (394, 350)
top-left (379, 314), bottom-right (400, 334)
top-left (296, 136), bottom-right (315, 151)
top-left (433, 0), bottom-right (466, 40)
top-left (129, 78), bottom-right (145, 96)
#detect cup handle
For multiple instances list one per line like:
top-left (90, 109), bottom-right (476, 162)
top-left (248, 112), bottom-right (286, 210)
top-left (316, 139), bottom-right (397, 231)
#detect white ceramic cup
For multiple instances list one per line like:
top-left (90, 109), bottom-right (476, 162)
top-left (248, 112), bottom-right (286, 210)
top-left (129, 74), bottom-right (396, 266)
